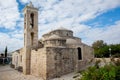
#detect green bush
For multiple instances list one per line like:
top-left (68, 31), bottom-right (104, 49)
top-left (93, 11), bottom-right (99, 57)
top-left (76, 58), bottom-right (120, 80)
top-left (115, 66), bottom-right (120, 80)
top-left (80, 65), bottom-right (116, 80)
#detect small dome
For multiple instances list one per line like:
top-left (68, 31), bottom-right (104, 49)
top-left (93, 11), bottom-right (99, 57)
top-left (66, 38), bottom-right (80, 44)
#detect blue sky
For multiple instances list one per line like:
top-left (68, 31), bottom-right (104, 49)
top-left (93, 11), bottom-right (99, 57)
top-left (0, 0), bottom-right (120, 52)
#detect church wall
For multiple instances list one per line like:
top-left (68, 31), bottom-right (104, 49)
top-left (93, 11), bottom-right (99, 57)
top-left (77, 44), bottom-right (94, 71)
top-left (12, 48), bottom-right (24, 69)
top-left (72, 37), bottom-right (81, 43)
top-left (17, 54), bottom-right (21, 67)
top-left (12, 52), bottom-right (19, 68)
top-left (31, 48), bottom-right (47, 80)
top-left (44, 39), bottom-right (66, 47)
top-left (46, 47), bottom-right (77, 79)
top-left (66, 44), bottom-right (94, 71)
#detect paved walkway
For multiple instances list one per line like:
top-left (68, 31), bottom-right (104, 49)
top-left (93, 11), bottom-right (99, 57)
top-left (0, 65), bottom-right (43, 80)
top-left (0, 65), bottom-right (75, 80)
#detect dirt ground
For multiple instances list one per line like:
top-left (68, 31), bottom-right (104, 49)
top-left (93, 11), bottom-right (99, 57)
top-left (0, 65), bottom-right (75, 80)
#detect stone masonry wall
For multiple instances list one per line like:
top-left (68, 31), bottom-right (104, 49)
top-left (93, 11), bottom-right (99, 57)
top-left (12, 52), bottom-right (19, 68)
top-left (31, 48), bottom-right (47, 80)
top-left (44, 39), bottom-right (66, 47)
top-left (46, 47), bottom-right (77, 79)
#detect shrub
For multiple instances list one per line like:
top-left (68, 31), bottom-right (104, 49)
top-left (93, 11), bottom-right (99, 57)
top-left (115, 66), bottom-right (120, 80)
top-left (77, 58), bottom-right (120, 80)
top-left (80, 64), bottom-right (116, 80)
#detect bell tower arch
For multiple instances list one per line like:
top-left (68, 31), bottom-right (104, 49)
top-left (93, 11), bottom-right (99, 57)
top-left (23, 2), bottom-right (38, 74)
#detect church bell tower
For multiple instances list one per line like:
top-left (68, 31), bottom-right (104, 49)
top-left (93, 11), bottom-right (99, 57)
top-left (23, 2), bottom-right (38, 74)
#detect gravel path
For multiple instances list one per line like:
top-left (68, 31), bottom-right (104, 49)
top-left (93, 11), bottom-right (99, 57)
top-left (0, 65), bottom-right (75, 80)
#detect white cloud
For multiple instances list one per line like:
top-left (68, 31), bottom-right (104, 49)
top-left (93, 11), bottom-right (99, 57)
top-left (34, 0), bottom-right (120, 35)
top-left (0, 0), bottom-right (23, 52)
top-left (82, 20), bottom-right (120, 45)
top-left (36, 0), bottom-right (120, 24)
top-left (0, 32), bottom-right (23, 53)
top-left (9, 30), bottom-right (23, 40)
top-left (0, 0), bottom-right (20, 29)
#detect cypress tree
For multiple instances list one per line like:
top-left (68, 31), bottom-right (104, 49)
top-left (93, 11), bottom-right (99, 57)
top-left (5, 46), bottom-right (7, 57)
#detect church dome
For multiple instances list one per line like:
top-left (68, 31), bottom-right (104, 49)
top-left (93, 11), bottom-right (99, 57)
top-left (46, 34), bottom-right (65, 40)
top-left (44, 34), bottom-right (66, 47)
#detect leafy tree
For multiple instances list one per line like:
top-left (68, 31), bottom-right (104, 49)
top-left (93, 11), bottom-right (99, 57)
top-left (92, 40), bottom-right (120, 58)
top-left (92, 40), bottom-right (107, 49)
top-left (98, 46), bottom-right (109, 57)
top-left (92, 40), bottom-right (107, 57)
top-left (110, 44), bottom-right (120, 57)
top-left (5, 46), bottom-right (7, 57)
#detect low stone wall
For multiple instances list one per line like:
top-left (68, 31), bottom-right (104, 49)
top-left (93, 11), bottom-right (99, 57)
top-left (95, 58), bottom-right (119, 67)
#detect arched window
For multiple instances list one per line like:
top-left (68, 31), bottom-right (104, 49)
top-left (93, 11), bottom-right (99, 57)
top-left (31, 32), bottom-right (34, 46)
top-left (30, 13), bottom-right (34, 28)
top-left (77, 47), bottom-right (82, 60)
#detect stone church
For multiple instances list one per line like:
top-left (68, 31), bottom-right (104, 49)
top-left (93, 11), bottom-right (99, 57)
top-left (12, 2), bottom-right (94, 80)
